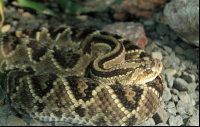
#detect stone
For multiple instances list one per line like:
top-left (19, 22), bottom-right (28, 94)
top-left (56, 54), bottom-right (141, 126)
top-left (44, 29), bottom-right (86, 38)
top-left (148, 32), bottom-right (159, 40)
top-left (186, 116), bottom-right (199, 126)
top-left (166, 101), bottom-right (176, 115)
top-left (171, 88), bottom-right (179, 95)
top-left (188, 83), bottom-right (198, 93)
top-left (164, 69), bottom-right (177, 76)
top-left (1, 24), bottom-right (11, 33)
top-left (6, 116), bottom-right (27, 126)
top-left (176, 100), bottom-right (194, 116)
top-left (162, 58), bottom-right (172, 68)
top-left (174, 78), bottom-right (190, 91)
top-left (151, 52), bottom-right (163, 60)
top-left (176, 54), bottom-right (186, 60)
top-left (143, 20), bottom-right (155, 26)
top-left (178, 91), bottom-right (191, 103)
top-left (166, 107), bottom-right (176, 116)
top-left (113, 0), bottom-right (166, 19)
top-left (30, 119), bottom-right (44, 126)
top-left (162, 36), bottom-right (170, 45)
top-left (168, 115), bottom-right (183, 126)
top-left (153, 107), bottom-right (169, 124)
top-left (168, 30), bottom-right (178, 40)
top-left (163, 46), bottom-right (172, 54)
top-left (145, 39), bottom-right (158, 55)
top-left (138, 118), bottom-right (155, 126)
top-left (162, 87), bottom-right (171, 102)
top-left (171, 94), bottom-right (178, 102)
top-left (165, 73), bottom-right (174, 88)
top-left (186, 48), bottom-right (199, 59)
top-left (175, 45), bottom-right (184, 55)
top-left (164, 0), bottom-right (199, 47)
top-left (156, 123), bottom-right (169, 126)
top-left (156, 24), bottom-right (168, 36)
top-left (102, 22), bottom-right (147, 49)
top-left (26, 21), bottom-right (40, 29)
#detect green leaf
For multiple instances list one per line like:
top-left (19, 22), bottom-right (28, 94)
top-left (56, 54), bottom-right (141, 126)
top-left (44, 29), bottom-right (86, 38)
top-left (0, 28), bottom-right (2, 39)
top-left (108, 0), bottom-right (124, 7)
top-left (17, 0), bottom-right (57, 17)
top-left (0, 0), bottom-right (4, 7)
top-left (57, 0), bottom-right (85, 15)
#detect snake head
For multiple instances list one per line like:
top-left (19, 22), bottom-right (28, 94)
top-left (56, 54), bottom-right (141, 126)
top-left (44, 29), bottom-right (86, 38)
top-left (130, 57), bottom-right (163, 85)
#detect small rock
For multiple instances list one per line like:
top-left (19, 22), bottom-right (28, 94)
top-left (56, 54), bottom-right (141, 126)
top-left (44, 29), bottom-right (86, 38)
top-left (156, 24), bottom-right (168, 36)
top-left (11, 20), bottom-right (18, 26)
top-left (164, 69), bottom-right (177, 76)
top-left (163, 46), bottom-right (172, 54)
top-left (174, 78), bottom-right (190, 91)
top-left (157, 48), bottom-right (169, 56)
top-left (166, 107), bottom-right (176, 116)
top-left (176, 54), bottom-right (186, 60)
top-left (182, 72), bottom-right (196, 83)
top-left (145, 39), bottom-right (158, 55)
top-left (162, 36), bottom-right (170, 45)
top-left (176, 100), bottom-right (194, 115)
top-left (178, 63), bottom-right (187, 73)
top-left (30, 119), bottom-right (44, 126)
top-left (1, 24), bottom-right (11, 33)
top-left (162, 59), bottom-right (172, 68)
top-left (165, 73), bottom-right (174, 88)
top-left (0, 116), bottom-right (6, 126)
top-left (171, 94), bottom-right (179, 102)
top-left (166, 101), bottom-right (176, 115)
top-left (76, 15), bottom-right (89, 22)
top-left (162, 87), bottom-right (171, 102)
top-left (191, 99), bottom-right (196, 106)
top-left (169, 30), bottom-right (178, 40)
top-left (148, 32), bottom-right (159, 40)
top-left (26, 22), bottom-right (40, 29)
top-left (170, 51), bottom-right (176, 56)
top-left (156, 123), bottom-right (169, 126)
top-left (171, 88), bottom-right (179, 95)
top-left (186, 48), bottom-right (199, 59)
top-left (188, 83), bottom-right (198, 93)
top-left (152, 52), bottom-right (163, 60)
top-left (153, 107), bottom-right (169, 123)
top-left (178, 91), bottom-right (191, 103)
top-left (6, 116), bottom-right (27, 126)
top-left (175, 45), bottom-right (184, 55)
top-left (189, 92), bottom-right (198, 102)
top-left (166, 101), bottom-right (175, 108)
top-left (138, 118), bottom-right (155, 126)
top-left (186, 116), bottom-right (199, 126)
top-left (143, 20), bottom-right (155, 26)
top-left (168, 115), bottom-right (183, 126)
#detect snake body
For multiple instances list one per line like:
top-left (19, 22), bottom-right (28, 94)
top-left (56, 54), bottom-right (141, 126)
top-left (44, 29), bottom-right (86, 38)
top-left (0, 27), bottom-right (163, 126)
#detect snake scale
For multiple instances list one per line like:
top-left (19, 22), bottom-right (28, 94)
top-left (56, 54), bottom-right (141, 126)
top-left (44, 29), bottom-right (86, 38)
top-left (0, 27), bottom-right (163, 126)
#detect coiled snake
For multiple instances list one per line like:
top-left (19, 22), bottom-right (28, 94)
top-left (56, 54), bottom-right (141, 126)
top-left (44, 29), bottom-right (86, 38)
top-left (0, 27), bottom-right (163, 126)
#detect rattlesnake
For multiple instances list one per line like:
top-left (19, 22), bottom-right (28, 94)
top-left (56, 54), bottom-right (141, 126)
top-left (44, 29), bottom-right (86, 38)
top-left (0, 27), bottom-right (163, 126)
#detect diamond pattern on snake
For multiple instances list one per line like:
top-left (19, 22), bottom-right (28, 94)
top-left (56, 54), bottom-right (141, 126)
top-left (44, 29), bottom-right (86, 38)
top-left (0, 27), bottom-right (163, 126)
